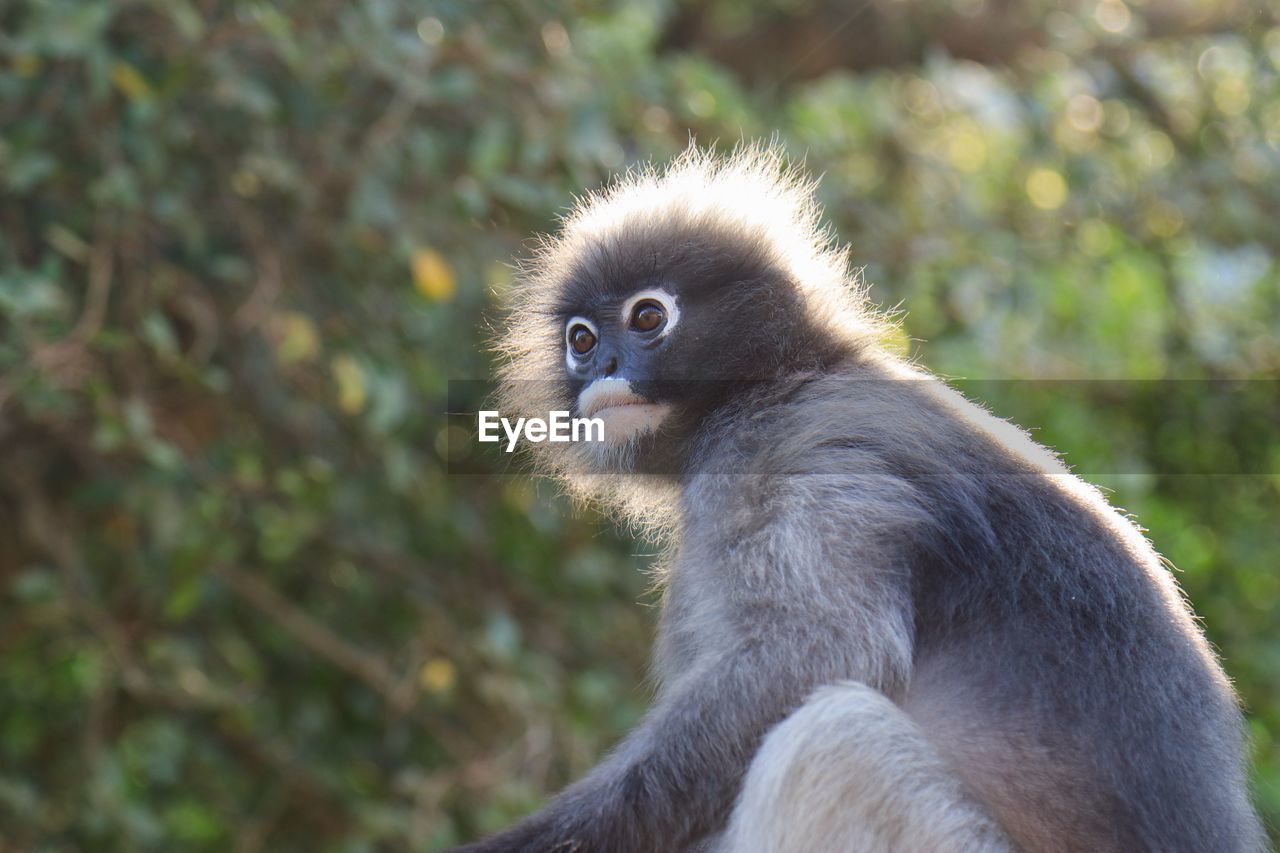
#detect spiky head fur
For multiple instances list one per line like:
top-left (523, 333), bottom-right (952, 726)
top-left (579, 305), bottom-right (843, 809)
top-left (492, 144), bottom-right (891, 531)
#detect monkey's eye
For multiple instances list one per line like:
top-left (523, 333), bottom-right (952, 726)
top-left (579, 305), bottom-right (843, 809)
top-left (568, 324), bottom-right (597, 355)
top-left (629, 300), bottom-right (666, 333)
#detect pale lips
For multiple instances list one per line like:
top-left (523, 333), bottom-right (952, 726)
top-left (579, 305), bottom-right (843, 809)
top-left (578, 378), bottom-right (650, 419)
top-left (577, 379), bottom-right (671, 442)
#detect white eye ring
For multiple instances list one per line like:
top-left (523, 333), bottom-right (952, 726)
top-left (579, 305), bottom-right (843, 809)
top-left (621, 288), bottom-right (679, 338)
top-left (565, 316), bottom-right (599, 369)
top-left (565, 316), bottom-right (598, 348)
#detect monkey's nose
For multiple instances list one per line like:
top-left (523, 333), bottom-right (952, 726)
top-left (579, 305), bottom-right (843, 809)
top-left (603, 356), bottom-right (619, 377)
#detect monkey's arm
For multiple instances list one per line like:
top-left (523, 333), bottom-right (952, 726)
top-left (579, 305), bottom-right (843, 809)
top-left (456, 465), bottom-right (920, 852)
top-left (454, 612), bottom-right (906, 852)
top-left (454, 648), bottom-right (801, 852)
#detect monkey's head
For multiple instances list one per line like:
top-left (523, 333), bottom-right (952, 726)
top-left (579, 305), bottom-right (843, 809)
top-left (494, 146), bottom-right (885, 516)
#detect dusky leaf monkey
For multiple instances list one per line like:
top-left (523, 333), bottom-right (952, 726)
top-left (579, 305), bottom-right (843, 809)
top-left (457, 147), bottom-right (1264, 852)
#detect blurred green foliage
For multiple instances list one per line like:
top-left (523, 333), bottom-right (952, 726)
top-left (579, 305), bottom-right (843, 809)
top-left (0, 0), bottom-right (1277, 849)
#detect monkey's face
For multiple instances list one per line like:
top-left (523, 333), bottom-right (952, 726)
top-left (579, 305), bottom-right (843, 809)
top-left (555, 252), bottom-right (814, 468)
top-left (496, 148), bottom-right (874, 512)
top-left (562, 286), bottom-right (681, 449)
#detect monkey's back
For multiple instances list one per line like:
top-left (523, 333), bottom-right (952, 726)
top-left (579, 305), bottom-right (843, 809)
top-left (711, 358), bottom-right (1264, 851)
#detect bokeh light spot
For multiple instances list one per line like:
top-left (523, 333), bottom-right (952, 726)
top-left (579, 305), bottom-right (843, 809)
top-left (947, 129), bottom-right (988, 173)
top-left (1026, 168), bottom-right (1068, 210)
top-left (1095, 0), bottom-right (1131, 33)
top-left (1067, 94), bottom-right (1104, 133)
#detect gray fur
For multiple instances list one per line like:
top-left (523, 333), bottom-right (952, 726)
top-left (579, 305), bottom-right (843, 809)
top-left (459, 147), bottom-right (1264, 852)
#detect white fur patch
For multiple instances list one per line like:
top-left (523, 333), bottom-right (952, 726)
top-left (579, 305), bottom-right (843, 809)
top-left (577, 378), bottom-right (672, 446)
top-left (719, 682), bottom-right (1011, 853)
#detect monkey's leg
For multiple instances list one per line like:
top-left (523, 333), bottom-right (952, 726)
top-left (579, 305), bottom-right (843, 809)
top-left (720, 681), bottom-right (1012, 853)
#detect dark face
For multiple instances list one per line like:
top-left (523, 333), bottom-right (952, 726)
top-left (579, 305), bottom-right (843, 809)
top-left (553, 226), bottom-right (822, 457)
top-left (559, 284), bottom-right (686, 451)
top-left (564, 287), bottom-right (680, 388)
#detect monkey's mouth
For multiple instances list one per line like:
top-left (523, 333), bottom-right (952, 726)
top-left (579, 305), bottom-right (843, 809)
top-left (578, 380), bottom-right (672, 443)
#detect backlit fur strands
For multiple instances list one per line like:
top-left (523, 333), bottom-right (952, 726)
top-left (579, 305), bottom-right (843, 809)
top-left (493, 145), bottom-right (886, 527)
top-left (466, 146), bottom-right (1265, 853)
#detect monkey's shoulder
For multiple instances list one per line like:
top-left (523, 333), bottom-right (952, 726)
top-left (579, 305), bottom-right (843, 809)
top-left (683, 364), bottom-right (1152, 576)
top-left (695, 365), bottom-right (1068, 487)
